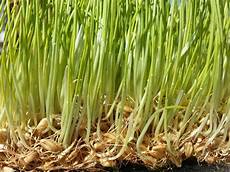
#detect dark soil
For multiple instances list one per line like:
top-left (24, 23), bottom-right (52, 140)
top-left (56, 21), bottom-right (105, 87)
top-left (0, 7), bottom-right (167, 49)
top-left (104, 158), bottom-right (230, 172)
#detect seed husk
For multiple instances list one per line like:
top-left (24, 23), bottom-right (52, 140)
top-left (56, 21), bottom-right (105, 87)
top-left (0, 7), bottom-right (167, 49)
top-left (146, 144), bottom-right (166, 159)
top-left (197, 136), bottom-right (204, 143)
top-left (40, 139), bottom-right (62, 152)
top-left (99, 158), bottom-right (116, 167)
top-left (205, 155), bottom-right (215, 164)
top-left (143, 150), bottom-right (165, 160)
top-left (24, 151), bottom-right (39, 165)
top-left (184, 142), bottom-right (193, 158)
top-left (152, 144), bottom-right (166, 153)
top-left (2, 167), bottom-right (15, 172)
top-left (150, 150), bottom-right (165, 159)
top-left (142, 155), bottom-right (157, 166)
top-left (24, 133), bottom-right (31, 140)
top-left (124, 106), bottom-right (133, 113)
top-left (194, 143), bottom-right (205, 154)
top-left (93, 142), bottom-right (105, 152)
top-left (210, 137), bottom-right (223, 149)
top-left (103, 133), bottom-right (116, 144)
top-left (34, 118), bottom-right (49, 136)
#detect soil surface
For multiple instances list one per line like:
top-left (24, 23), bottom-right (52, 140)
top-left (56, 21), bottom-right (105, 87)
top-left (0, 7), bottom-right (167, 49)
top-left (107, 158), bottom-right (230, 172)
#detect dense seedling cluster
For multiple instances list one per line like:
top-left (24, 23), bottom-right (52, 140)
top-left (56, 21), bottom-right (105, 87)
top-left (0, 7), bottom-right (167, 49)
top-left (0, 0), bottom-right (230, 170)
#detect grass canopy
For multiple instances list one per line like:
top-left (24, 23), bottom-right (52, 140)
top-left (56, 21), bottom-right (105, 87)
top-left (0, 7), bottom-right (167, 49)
top-left (0, 0), bottom-right (230, 170)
